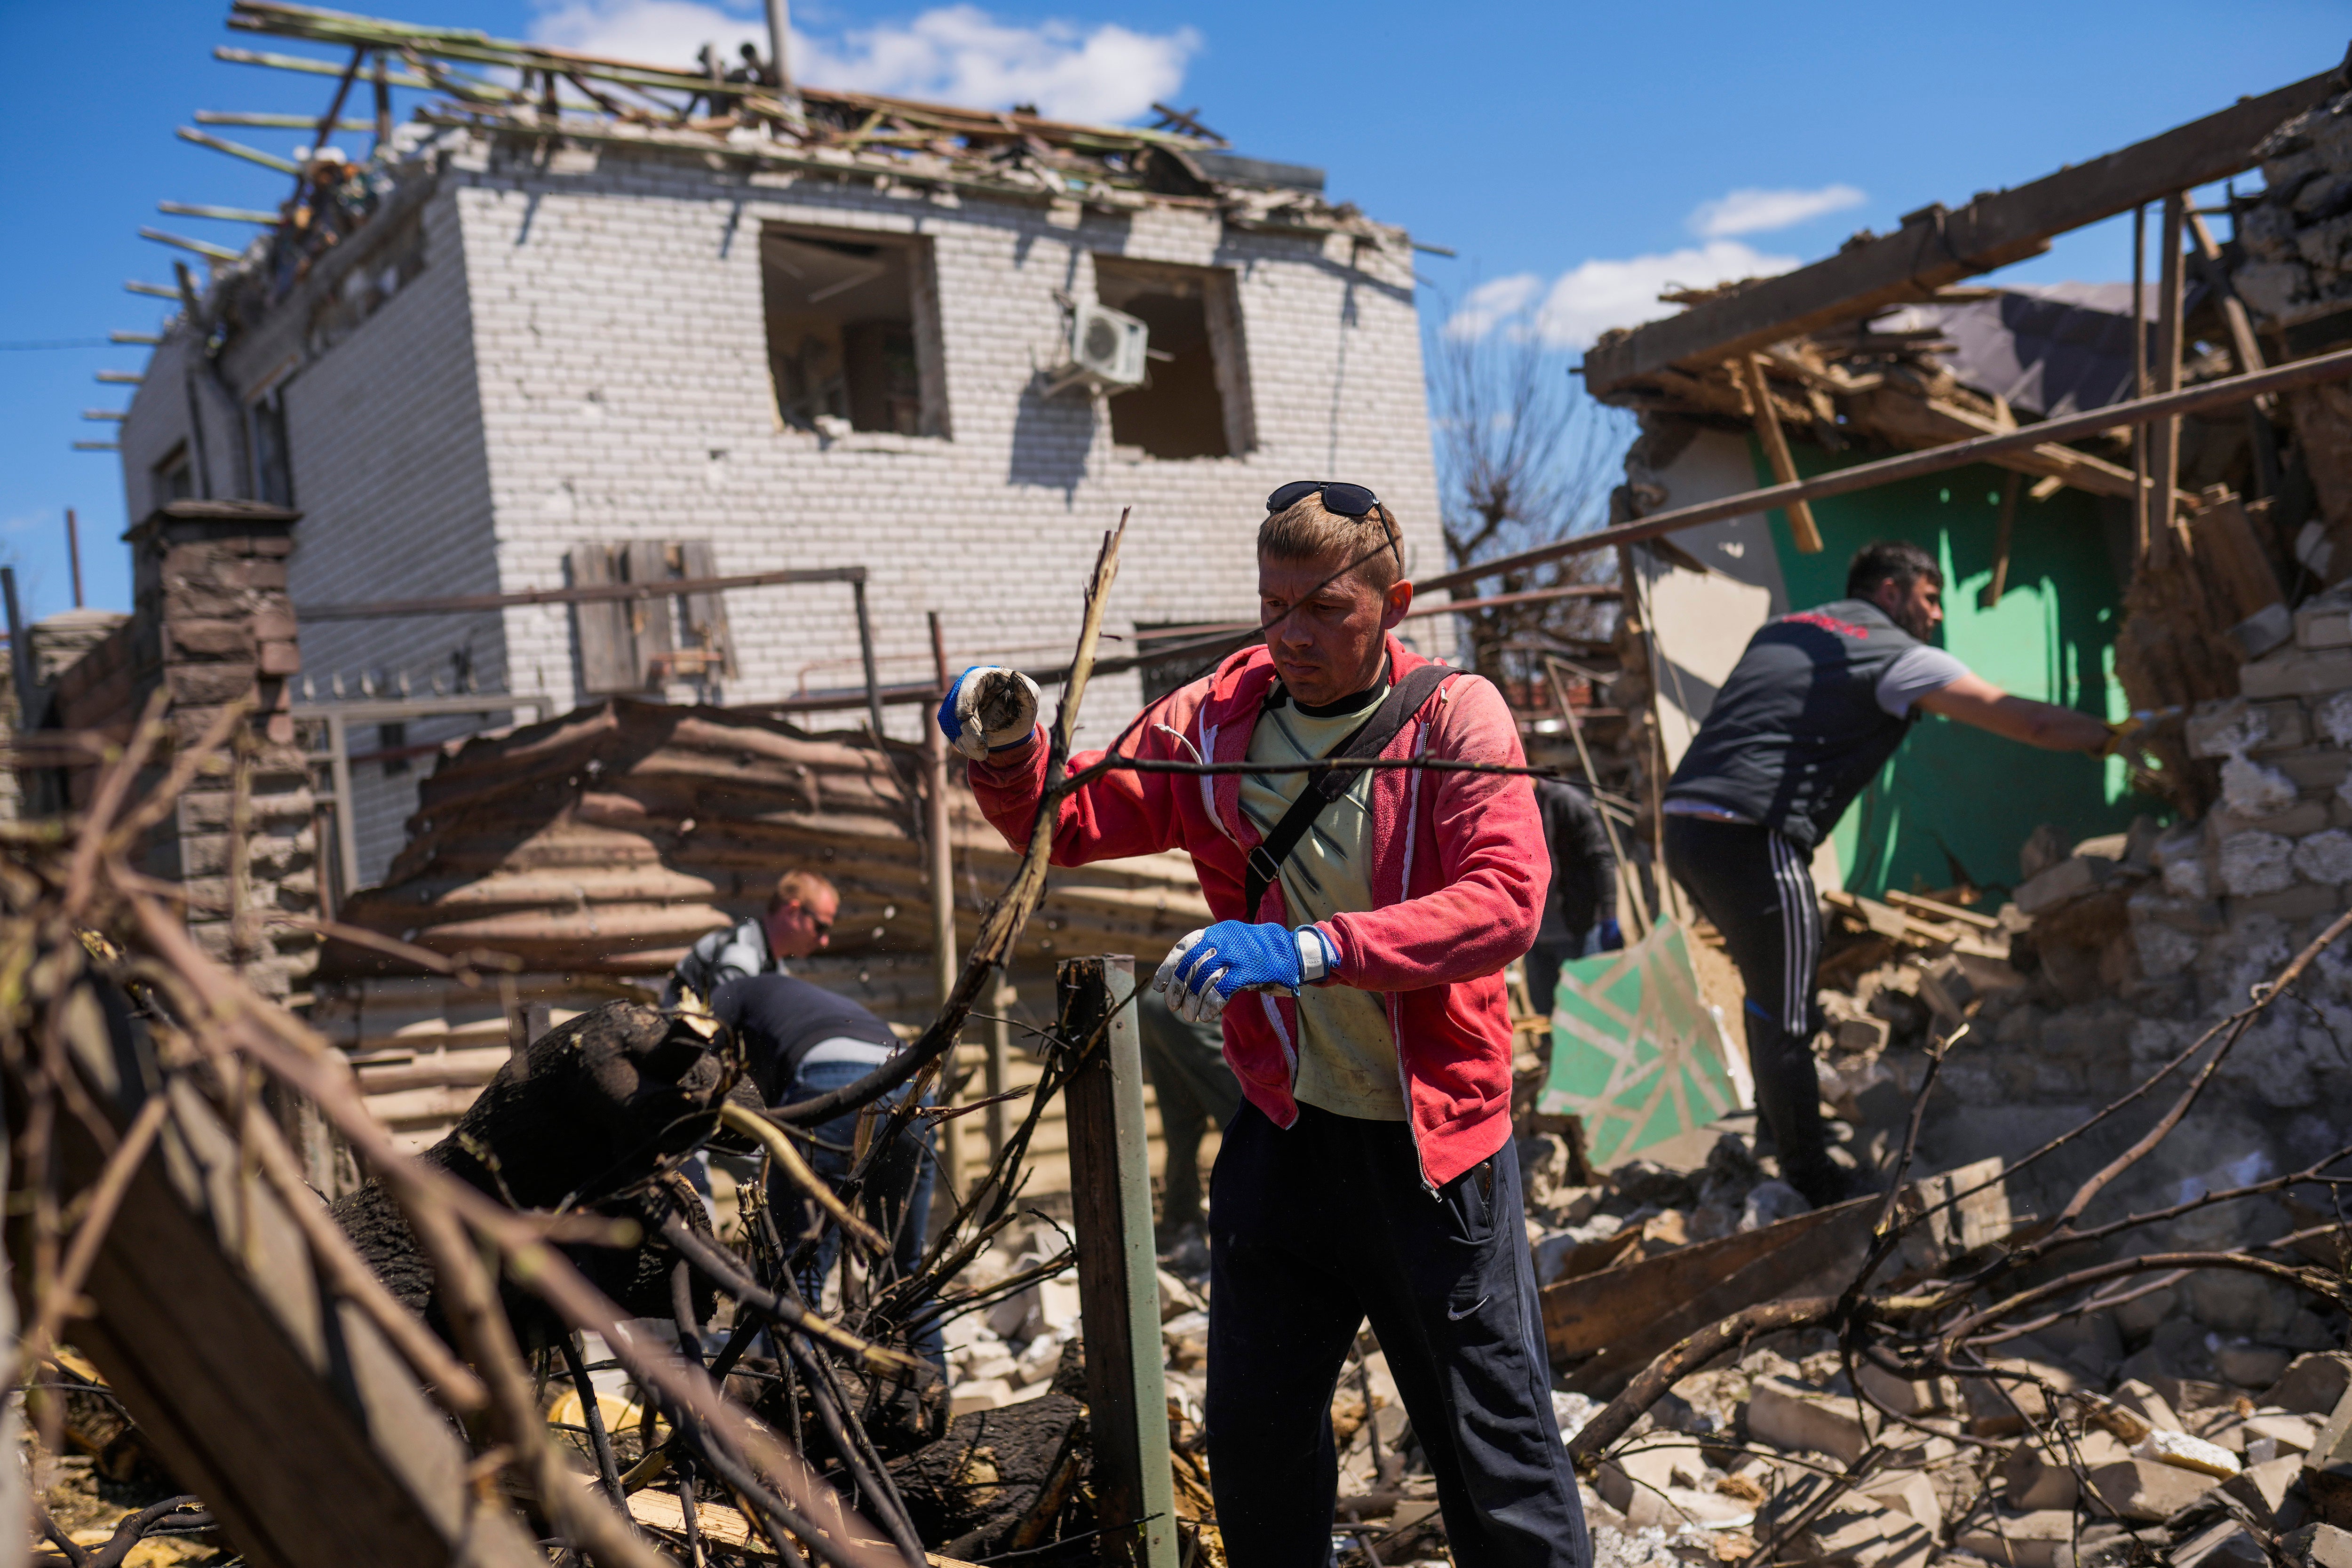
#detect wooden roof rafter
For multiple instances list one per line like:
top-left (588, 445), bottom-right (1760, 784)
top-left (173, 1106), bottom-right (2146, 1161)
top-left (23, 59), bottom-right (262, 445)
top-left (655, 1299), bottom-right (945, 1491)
top-left (1581, 66), bottom-right (2347, 396)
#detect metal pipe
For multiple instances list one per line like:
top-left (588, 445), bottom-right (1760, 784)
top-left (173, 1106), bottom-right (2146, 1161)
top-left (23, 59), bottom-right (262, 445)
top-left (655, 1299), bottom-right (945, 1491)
top-left (299, 564), bottom-right (866, 621)
top-left (763, 0), bottom-right (793, 93)
top-left (1413, 341), bottom-right (2352, 595)
top-left (851, 577), bottom-right (887, 747)
top-left (326, 712), bottom-right (362, 902)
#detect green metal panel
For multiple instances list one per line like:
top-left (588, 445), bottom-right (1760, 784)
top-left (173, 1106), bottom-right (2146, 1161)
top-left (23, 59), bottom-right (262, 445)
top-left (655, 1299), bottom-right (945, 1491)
top-left (1750, 439), bottom-right (2146, 897)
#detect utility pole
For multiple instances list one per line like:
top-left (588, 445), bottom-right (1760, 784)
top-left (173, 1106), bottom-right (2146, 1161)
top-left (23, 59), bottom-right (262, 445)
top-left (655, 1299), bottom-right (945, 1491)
top-left (66, 509), bottom-right (83, 608)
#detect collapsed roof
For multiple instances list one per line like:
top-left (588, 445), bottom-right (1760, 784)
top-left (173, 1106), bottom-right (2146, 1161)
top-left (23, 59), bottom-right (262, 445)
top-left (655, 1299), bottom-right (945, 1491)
top-left (162, 0), bottom-right (1383, 325)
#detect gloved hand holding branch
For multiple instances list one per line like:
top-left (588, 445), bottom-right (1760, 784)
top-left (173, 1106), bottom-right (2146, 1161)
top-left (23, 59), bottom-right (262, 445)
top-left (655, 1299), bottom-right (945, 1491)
top-left (937, 666), bottom-right (1041, 760)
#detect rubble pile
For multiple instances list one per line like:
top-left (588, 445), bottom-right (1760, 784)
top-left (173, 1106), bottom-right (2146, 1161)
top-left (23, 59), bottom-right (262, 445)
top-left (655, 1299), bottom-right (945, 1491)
top-left (1568, 1340), bottom-right (2352, 1568)
top-left (1522, 1133), bottom-right (1812, 1286)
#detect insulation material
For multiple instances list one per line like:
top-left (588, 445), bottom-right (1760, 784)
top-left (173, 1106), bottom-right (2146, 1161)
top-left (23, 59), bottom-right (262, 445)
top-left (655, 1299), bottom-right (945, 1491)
top-left (1538, 917), bottom-right (1751, 1166)
top-left (2220, 751), bottom-right (2300, 819)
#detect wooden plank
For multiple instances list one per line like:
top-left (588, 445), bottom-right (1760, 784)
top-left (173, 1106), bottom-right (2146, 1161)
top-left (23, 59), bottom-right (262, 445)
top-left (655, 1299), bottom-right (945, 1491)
top-left (1549, 1162), bottom-right (2012, 1397)
top-left (2149, 193), bottom-right (2189, 568)
top-left (1980, 470), bottom-right (2022, 609)
top-left (678, 540), bottom-right (737, 679)
top-left (623, 1485), bottom-right (983, 1565)
top-left (1883, 888), bottom-right (2002, 932)
top-left (624, 540), bottom-right (677, 683)
top-left (1542, 1196), bottom-right (1867, 1368)
top-left (24, 1002), bottom-right (543, 1568)
top-left (568, 543), bottom-right (640, 693)
top-left (1058, 957), bottom-right (1178, 1568)
top-left (1581, 69), bottom-right (2340, 394)
top-left (1740, 356), bottom-right (1823, 553)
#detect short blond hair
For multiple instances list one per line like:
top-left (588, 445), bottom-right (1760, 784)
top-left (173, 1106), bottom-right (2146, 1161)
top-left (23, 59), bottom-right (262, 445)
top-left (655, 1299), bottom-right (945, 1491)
top-left (1258, 493), bottom-right (1405, 592)
top-left (770, 869), bottom-right (837, 913)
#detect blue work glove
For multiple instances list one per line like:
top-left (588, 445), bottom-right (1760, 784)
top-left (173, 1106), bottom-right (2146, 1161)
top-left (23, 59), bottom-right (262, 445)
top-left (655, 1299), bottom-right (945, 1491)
top-left (1152, 921), bottom-right (1335, 1024)
top-left (1596, 917), bottom-right (1624, 953)
top-left (937, 666), bottom-right (1041, 761)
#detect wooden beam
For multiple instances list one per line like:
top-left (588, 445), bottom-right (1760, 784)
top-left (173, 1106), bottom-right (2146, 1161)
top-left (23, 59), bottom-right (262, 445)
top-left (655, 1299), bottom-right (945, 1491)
top-left (2188, 207), bottom-right (2285, 497)
top-left (12, 982), bottom-right (545, 1568)
top-left (2149, 193), bottom-right (2188, 569)
top-left (1412, 342), bottom-right (2352, 598)
top-left (1740, 356), bottom-right (1824, 552)
top-left (1580, 68), bottom-right (2340, 394)
top-left (2133, 203), bottom-right (2151, 559)
top-left (1980, 469), bottom-right (2022, 609)
top-left (1058, 957), bottom-right (1178, 1568)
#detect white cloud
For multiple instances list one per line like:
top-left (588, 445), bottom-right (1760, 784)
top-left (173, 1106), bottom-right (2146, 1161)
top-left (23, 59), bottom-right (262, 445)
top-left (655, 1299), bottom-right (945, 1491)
top-left (1443, 274), bottom-right (1545, 341)
top-left (1446, 239), bottom-right (1798, 350)
top-left (1689, 183), bottom-right (1865, 239)
top-left (530, 0), bottom-right (1200, 124)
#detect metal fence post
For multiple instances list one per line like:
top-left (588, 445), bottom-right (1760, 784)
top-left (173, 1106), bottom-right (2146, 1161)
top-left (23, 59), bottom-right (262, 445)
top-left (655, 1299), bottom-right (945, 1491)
top-left (1057, 955), bottom-right (1178, 1568)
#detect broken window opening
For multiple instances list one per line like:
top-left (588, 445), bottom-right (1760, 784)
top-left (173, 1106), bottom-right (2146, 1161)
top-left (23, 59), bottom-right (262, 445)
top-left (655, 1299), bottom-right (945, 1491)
top-left (154, 443), bottom-right (194, 506)
top-left (1093, 257), bottom-right (1254, 461)
top-left (761, 226), bottom-right (939, 437)
top-left (251, 385), bottom-right (294, 508)
top-left (567, 540), bottom-right (737, 697)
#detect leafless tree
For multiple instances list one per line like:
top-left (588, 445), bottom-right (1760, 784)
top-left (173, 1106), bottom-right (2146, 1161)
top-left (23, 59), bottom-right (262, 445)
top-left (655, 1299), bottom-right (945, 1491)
top-left (1424, 311), bottom-right (1634, 689)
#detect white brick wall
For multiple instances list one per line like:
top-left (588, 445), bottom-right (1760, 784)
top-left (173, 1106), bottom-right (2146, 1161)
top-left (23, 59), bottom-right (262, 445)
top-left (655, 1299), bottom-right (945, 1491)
top-left (121, 133), bottom-right (1442, 886)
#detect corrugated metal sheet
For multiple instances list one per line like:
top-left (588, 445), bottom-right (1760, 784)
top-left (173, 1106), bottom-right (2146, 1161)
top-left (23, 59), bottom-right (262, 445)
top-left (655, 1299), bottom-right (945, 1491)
top-left (330, 697), bottom-right (1209, 978)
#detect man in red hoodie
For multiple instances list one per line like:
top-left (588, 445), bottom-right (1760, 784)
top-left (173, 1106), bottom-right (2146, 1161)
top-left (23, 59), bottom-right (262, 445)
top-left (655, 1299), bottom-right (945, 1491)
top-left (939, 484), bottom-right (1587, 1568)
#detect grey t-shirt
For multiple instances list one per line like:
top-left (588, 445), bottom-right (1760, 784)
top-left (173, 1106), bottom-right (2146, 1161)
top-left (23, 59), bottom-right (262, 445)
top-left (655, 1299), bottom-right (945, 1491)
top-left (1874, 645), bottom-right (1970, 717)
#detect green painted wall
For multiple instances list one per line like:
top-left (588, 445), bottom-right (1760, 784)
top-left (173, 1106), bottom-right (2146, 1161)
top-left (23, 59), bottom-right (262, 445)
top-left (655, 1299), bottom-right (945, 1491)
top-left (1750, 439), bottom-right (2145, 897)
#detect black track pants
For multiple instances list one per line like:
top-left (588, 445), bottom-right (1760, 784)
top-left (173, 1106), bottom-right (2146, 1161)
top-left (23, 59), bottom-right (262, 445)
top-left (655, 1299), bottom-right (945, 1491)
top-left (1661, 814), bottom-right (1838, 1204)
top-left (1206, 1103), bottom-right (1589, 1568)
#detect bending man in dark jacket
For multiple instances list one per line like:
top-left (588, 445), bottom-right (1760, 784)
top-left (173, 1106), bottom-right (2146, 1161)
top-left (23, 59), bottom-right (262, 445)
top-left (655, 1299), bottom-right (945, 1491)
top-left (713, 973), bottom-right (940, 1368)
top-left (1663, 540), bottom-right (2116, 1206)
top-left (1526, 779), bottom-right (1620, 1019)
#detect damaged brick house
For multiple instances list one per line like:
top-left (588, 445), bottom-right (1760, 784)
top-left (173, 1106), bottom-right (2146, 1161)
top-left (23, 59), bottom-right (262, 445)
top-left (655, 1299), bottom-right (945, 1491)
top-left (108, 2), bottom-right (1440, 889)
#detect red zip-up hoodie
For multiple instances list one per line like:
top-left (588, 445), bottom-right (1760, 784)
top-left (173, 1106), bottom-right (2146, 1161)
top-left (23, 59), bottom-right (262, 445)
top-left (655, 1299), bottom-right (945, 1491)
top-left (967, 637), bottom-right (1548, 1189)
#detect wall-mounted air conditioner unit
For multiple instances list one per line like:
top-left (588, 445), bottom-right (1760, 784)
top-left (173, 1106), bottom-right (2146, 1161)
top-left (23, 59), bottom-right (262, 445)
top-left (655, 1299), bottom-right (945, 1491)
top-left (1046, 301), bottom-right (1149, 395)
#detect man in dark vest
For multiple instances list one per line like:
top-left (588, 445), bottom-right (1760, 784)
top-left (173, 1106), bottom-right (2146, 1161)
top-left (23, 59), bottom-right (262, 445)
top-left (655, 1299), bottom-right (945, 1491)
top-left (1663, 540), bottom-right (2119, 1206)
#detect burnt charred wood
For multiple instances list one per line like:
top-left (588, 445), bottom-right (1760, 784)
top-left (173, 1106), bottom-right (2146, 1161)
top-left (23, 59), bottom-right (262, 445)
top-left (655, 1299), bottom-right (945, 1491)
top-left (330, 1001), bottom-right (729, 1344)
top-left (887, 1392), bottom-right (1088, 1560)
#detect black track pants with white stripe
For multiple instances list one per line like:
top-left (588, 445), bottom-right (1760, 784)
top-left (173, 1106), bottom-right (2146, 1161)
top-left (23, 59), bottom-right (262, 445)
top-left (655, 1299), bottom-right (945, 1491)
top-left (1661, 814), bottom-right (1839, 1204)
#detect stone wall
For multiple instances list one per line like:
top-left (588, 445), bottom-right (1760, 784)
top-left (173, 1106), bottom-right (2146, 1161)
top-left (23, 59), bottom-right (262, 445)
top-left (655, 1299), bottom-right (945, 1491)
top-left (48, 502), bottom-right (320, 1003)
top-left (1923, 588), bottom-right (2352, 1376)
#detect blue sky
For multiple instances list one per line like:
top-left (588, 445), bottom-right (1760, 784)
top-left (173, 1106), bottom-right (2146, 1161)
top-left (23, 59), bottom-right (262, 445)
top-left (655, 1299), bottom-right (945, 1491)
top-left (1, 0), bottom-right (2343, 623)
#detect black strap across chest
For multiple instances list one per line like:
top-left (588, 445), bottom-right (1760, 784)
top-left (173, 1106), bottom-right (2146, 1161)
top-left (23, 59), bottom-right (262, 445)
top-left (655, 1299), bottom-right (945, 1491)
top-left (1243, 663), bottom-right (1453, 917)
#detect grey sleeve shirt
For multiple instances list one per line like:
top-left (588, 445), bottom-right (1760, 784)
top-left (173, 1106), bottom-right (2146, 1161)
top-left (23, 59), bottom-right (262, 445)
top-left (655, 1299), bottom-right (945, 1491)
top-left (1874, 645), bottom-right (1971, 717)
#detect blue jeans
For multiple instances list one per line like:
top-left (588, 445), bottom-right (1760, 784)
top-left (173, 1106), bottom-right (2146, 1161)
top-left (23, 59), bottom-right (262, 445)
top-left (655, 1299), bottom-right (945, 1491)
top-left (779, 1058), bottom-right (943, 1369)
